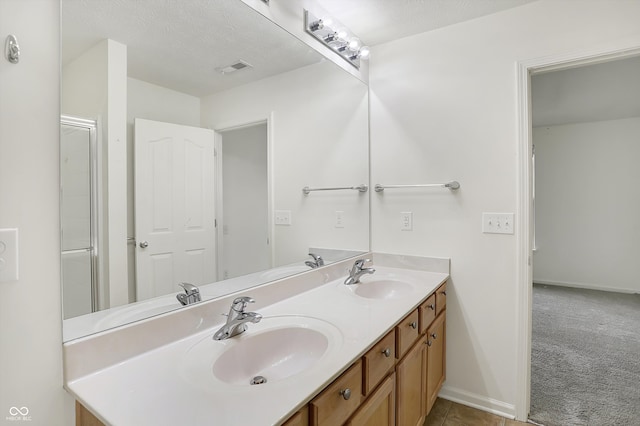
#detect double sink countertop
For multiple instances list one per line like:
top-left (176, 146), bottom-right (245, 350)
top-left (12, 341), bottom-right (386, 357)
top-left (64, 253), bottom-right (449, 426)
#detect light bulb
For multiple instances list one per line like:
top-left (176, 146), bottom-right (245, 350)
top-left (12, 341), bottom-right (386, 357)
top-left (348, 38), bottom-right (361, 51)
top-left (309, 19), bottom-right (324, 32)
top-left (337, 30), bottom-right (348, 39)
top-left (359, 46), bottom-right (370, 59)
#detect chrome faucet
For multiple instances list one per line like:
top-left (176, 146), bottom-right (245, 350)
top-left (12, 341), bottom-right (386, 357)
top-left (305, 253), bottom-right (325, 269)
top-left (344, 259), bottom-right (375, 285)
top-left (176, 282), bottom-right (201, 305)
top-left (213, 296), bottom-right (262, 340)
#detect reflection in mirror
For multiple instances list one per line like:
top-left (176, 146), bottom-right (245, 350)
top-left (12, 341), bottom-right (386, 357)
top-left (61, 0), bottom-right (369, 341)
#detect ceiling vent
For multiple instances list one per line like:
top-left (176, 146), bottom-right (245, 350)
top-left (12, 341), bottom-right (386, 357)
top-left (215, 60), bottom-right (253, 75)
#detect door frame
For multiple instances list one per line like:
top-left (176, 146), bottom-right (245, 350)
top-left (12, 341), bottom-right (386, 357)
top-left (212, 112), bottom-right (275, 281)
top-left (515, 44), bottom-right (640, 420)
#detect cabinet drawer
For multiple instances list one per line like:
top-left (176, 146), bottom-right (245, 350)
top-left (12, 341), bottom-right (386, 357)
top-left (363, 329), bottom-right (396, 396)
top-left (395, 309), bottom-right (419, 359)
top-left (310, 360), bottom-right (363, 426)
top-left (419, 294), bottom-right (436, 334)
top-left (436, 282), bottom-right (447, 316)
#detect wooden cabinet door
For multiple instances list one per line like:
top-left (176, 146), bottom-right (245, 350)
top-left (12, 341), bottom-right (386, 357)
top-left (76, 401), bottom-right (104, 426)
top-left (282, 406), bottom-right (309, 426)
top-left (347, 373), bottom-right (395, 426)
top-left (425, 313), bottom-right (446, 415)
top-left (396, 337), bottom-right (426, 426)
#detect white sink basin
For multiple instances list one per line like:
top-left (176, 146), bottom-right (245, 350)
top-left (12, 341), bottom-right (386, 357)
top-left (213, 327), bottom-right (327, 385)
top-left (181, 316), bottom-right (343, 388)
top-left (353, 279), bottom-right (413, 299)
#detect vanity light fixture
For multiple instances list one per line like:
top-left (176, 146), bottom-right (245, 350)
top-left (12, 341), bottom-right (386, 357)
top-left (304, 9), bottom-right (369, 69)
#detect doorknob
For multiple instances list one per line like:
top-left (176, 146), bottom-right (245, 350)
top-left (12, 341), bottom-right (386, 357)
top-left (139, 241), bottom-right (149, 248)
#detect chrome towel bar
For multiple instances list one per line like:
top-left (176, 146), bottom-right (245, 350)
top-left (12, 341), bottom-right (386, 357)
top-left (374, 181), bottom-right (460, 192)
top-left (302, 184), bottom-right (368, 195)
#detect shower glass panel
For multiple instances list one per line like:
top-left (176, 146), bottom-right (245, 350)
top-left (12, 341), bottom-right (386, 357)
top-left (60, 116), bottom-right (98, 319)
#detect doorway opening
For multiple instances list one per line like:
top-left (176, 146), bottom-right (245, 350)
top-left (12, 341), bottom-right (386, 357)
top-left (216, 121), bottom-right (272, 281)
top-left (528, 55), bottom-right (640, 425)
top-left (516, 46), bottom-right (640, 422)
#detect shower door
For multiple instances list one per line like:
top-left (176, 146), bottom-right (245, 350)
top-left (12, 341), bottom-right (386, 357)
top-left (60, 116), bottom-right (99, 319)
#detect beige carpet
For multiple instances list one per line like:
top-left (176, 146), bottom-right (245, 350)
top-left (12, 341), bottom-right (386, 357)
top-left (529, 284), bottom-right (640, 426)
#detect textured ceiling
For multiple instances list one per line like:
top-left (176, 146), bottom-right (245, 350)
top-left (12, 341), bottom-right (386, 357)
top-left (63, 0), bottom-right (540, 97)
top-left (314, 0), bottom-right (539, 46)
top-left (62, 0), bottom-right (322, 97)
top-left (532, 56), bottom-right (640, 127)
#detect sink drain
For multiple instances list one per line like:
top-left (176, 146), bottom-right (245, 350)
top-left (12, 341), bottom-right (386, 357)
top-left (250, 375), bottom-right (267, 385)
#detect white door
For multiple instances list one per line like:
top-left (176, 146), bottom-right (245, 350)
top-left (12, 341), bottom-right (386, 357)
top-left (134, 119), bottom-right (216, 301)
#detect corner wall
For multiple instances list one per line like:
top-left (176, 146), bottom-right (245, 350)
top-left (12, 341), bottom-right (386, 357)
top-left (369, 0), bottom-right (640, 417)
top-left (0, 0), bottom-right (72, 424)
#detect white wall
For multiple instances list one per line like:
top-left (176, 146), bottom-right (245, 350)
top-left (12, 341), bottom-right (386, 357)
top-left (201, 60), bottom-right (369, 267)
top-left (0, 0), bottom-right (72, 424)
top-left (533, 117), bottom-right (640, 293)
top-left (369, 0), bottom-right (640, 417)
top-left (126, 78), bottom-right (201, 300)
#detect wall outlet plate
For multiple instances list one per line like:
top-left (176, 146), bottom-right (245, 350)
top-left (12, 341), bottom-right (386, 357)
top-left (401, 212), bottom-right (413, 231)
top-left (482, 213), bottom-right (514, 234)
top-left (275, 210), bottom-right (291, 226)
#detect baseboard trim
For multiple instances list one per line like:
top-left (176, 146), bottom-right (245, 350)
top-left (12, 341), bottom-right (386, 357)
top-left (533, 279), bottom-right (638, 294)
top-left (439, 385), bottom-right (516, 419)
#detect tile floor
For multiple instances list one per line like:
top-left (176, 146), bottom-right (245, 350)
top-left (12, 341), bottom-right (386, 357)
top-left (424, 398), bottom-right (530, 426)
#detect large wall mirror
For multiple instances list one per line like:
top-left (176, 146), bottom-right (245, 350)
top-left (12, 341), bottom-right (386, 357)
top-left (61, 0), bottom-right (370, 341)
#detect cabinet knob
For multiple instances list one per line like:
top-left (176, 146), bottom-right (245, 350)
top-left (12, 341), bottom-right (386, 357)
top-left (431, 333), bottom-right (438, 339)
top-left (426, 340), bottom-right (432, 347)
top-left (428, 304), bottom-right (435, 310)
top-left (441, 290), bottom-right (447, 296)
top-left (410, 321), bottom-right (417, 329)
top-left (382, 348), bottom-right (391, 358)
top-left (339, 388), bottom-right (351, 400)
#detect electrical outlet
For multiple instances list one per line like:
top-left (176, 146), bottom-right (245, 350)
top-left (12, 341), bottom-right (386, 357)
top-left (482, 213), bottom-right (514, 234)
top-left (0, 228), bottom-right (18, 282)
top-left (275, 210), bottom-right (291, 226)
top-left (401, 212), bottom-right (413, 231)
top-left (335, 211), bottom-right (345, 228)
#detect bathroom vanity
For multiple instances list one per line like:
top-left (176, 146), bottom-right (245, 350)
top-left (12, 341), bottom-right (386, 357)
top-left (66, 254), bottom-right (449, 426)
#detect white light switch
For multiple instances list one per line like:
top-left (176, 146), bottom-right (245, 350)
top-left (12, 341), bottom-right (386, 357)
top-left (482, 213), bottom-right (514, 234)
top-left (401, 212), bottom-right (413, 231)
top-left (335, 211), bottom-right (345, 228)
top-left (275, 210), bottom-right (292, 226)
top-left (0, 228), bottom-right (19, 282)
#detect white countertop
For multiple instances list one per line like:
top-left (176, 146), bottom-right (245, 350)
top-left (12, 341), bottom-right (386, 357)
top-left (65, 257), bottom-right (449, 426)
